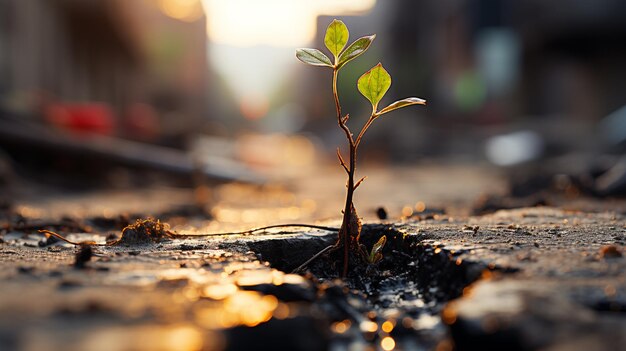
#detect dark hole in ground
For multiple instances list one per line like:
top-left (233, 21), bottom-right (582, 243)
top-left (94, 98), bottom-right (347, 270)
top-left (247, 223), bottom-right (491, 312)
top-left (245, 224), bottom-right (500, 349)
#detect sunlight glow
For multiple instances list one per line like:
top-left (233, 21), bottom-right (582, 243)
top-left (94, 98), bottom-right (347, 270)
top-left (202, 0), bottom-right (376, 121)
top-left (203, 0), bottom-right (376, 47)
top-left (158, 0), bottom-right (205, 22)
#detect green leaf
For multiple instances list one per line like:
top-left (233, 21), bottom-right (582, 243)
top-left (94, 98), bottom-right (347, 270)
top-left (324, 19), bottom-right (349, 59)
top-left (295, 48), bottom-right (333, 67)
top-left (337, 35), bottom-right (375, 68)
top-left (357, 63), bottom-right (391, 109)
top-left (368, 235), bottom-right (387, 263)
top-left (377, 97), bottom-right (426, 116)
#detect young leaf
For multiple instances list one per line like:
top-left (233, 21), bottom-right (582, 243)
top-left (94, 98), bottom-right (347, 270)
top-left (368, 235), bottom-right (387, 264)
top-left (377, 97), bottom-right (426, 116)
top-left (337, 35), bottom-right (375, 68)
top-left (324, 19), bottom-right (349, 59)
top-left (357, 63), bottom-right (391, 109)
top-left (295, 48), bottom-right (333, 67)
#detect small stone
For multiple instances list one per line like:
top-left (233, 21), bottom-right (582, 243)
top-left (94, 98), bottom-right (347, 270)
top-left (38, 234), bottom-right (60, 247)
top-left (376, 207), bottom-right (388, 220)
top-left (599, 245), bottom-right (622, 259)
top-left (105, 233), bottom-right (119, 244)
top-left (74, 244), bottom-right (93, 269)
top-left (58, 280), bottom-right (82, 289)
top-left (48, 270), bottom-right (63, 277)
top-left (178, 243), bottom-right (204, 251)
top-left (18, 266), bottom-right (34, 274)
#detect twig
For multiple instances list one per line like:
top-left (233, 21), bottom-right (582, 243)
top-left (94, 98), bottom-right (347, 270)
top-left (38, 230), bottom-right (104, 246)
top-left (37, 224), bottom-right (339, 247)
top-left (174, 224), bottom-right (338, 238)
top-left (292, 244), bottom-right (335, 274)
top-left (354, 176), bottom-right (367, 189)
top-left (336, 148), bottom-right (349, 174)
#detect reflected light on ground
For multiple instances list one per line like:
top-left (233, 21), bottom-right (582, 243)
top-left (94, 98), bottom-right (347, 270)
top-left (195, 291), bottom-right (279, 328)
top-left (381, 320), bottom-right (394, 333)
top-left (203, 283), bottom-right (238, 300)
top-left (359, 320), bottom-right (378, 333)
top-left (165, 326), bottom-right (205, 350)
top-left (331, 320), bottom-right (351, 334)
top-left (76, 325), bottom-right (211, 351)
top-left (381, 336), bottom-right (396, 351)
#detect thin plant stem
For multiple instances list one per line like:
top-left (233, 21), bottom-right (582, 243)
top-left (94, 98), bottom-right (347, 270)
top-left (332, 67), bottom-right (358, 277)
top-left (355, 115), bottom-right (377, 148)
top-left (292, 244), bottom-right (334, 274)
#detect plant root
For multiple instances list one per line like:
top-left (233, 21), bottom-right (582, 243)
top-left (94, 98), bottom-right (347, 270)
top-left (37, 221), bottom-right (339, 247)
top-left (38, 230), bottom-right (99, 246)
top-left (292, 244), bottom-right (335, 274)
top-left (182, 223), bottom-right (338, 238)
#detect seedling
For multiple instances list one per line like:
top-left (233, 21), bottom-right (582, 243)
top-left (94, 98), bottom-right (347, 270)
top-left (296, 19), bottom-right (426, 276)
top-left (367, 235), bottom-right (387, 264)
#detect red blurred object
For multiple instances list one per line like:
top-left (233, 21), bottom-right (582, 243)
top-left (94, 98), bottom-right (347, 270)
top-left (125, 103), bottom-right (160, 141)
top-left (44, 103), bottom-right (116, 135)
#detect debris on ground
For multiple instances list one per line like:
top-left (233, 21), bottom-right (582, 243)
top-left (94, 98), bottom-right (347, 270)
top-left (116, 218), bottom-right (175, 245)
top-left (73, 244), bottom-right (93, 269)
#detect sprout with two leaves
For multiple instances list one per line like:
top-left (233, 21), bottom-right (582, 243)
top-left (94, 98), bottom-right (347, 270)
top-left (296, 19), bottom-right (426, 277)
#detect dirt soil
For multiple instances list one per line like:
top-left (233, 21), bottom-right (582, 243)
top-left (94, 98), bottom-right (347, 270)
top-left (0, 204), bottom-right (624, 351)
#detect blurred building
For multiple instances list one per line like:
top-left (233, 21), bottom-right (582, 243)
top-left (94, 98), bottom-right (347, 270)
top-left (0, 0), bottom-right (210, 145)
top-left (298, 0), bottom-right (626, 161)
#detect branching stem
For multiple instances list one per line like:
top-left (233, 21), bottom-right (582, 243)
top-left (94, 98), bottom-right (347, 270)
top-left (355, 114), bottom-right (377, 148)
top-left (336, 148), bottom-right (349, 174)
top-left (333, 69), bottom-right (354, 146)
top-left (332, 68), bottom-right (360, 277)
top-left (332, 64), bottom-right (384, 276)
top-left (354, 176), bottom-right (367, 189)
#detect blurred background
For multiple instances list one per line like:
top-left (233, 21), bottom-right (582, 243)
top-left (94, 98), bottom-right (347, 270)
top-left (1, 0), bottom-right (626, 223)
